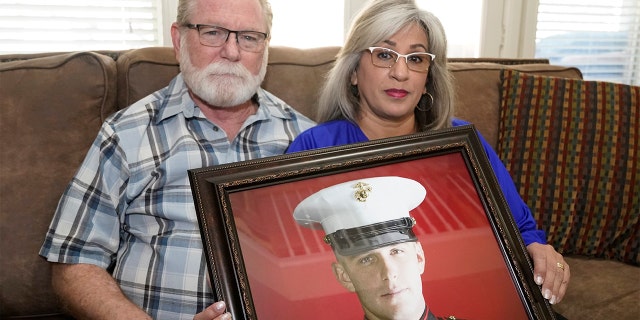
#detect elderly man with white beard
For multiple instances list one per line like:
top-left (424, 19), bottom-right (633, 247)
top-left (38, 0), bottom-right (315, 319)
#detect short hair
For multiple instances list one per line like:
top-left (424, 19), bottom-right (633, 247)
top-left (176, 0), bottom-right (273, 36)
top-left (317, 0), bottom-right (454, 131)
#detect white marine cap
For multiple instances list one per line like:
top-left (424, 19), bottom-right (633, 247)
top-left (293, 176), bottom-right (426, 256)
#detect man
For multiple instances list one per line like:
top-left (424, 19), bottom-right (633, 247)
top-left (38, 0), bottom-right (314, 319)
top-left (294, 176), bottom-right (460, 320)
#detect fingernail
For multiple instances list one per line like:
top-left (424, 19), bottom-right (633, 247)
top-left (535, 276), bottom-right (543, 285)
top-left (550, 295), bottom-right (557, 304)
top-left (543, 289), bottom-right (552, 300)
top-left (215, 301), bottom-right (226, 311)
top-left (222, 313), bottom-right (232, 320)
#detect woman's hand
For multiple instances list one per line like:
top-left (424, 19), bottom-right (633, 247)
top-left (527, 243), bottom-right (570, 304)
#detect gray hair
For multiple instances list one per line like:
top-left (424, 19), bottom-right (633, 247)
top-left (176, 0), bottom-right (274, 36)
top-left (318, 0), bottom-right (454, 131)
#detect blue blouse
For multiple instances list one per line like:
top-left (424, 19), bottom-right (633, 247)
top-left (287, 119), bottom-right (546, 245)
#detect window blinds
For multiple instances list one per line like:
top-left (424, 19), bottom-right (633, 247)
top-left (0, 0), bottom-right (162, 54)
top-left (535, 0), bottom-right (640, 85)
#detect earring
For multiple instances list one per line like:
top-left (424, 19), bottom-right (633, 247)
top-left (350, 84), bottom-right (360, 98)
top-left (416, 92), bottom-right (433, 112)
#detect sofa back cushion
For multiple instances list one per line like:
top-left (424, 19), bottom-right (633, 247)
top-left (450, 63), bottom-right (583, 148)
top-left (0, 51), bottom-right (117, 318)
top-left (498, 69), bottom-right (639, 265)
top-left (116, 46), bottom-right (584, 149)
top-left (116, 47), bottom-right (180, 110)
top-left (262, 46), bottom-right (339, 120)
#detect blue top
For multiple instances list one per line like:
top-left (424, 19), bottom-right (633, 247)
top-left (287, 119), bottom-right (546, 245)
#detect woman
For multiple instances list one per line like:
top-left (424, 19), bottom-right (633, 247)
top-left (287, 0), bottom-right (570, 307)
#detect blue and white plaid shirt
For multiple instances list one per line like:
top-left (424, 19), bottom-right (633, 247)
top-left (40, 74), bottom-right (315, 319)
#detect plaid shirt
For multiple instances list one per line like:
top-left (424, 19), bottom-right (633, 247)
top-left (39, 74), bottom-right (315, 319)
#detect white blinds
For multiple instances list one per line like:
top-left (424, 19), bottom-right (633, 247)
top-left (535, 0), bottom-right (640, 85)
top-left (0, 0), bottom-right (162, 54)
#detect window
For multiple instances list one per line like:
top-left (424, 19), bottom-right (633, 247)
top-left (416, 0), bottom-right (482, 57)
top-left (535, 0), bottom-right (640, 85)
top-left (269, 0), bottom-right (483, 58)
top-left (269, 0), bottom-right (344, 48)
top-left (0, 0), bottom-right (162, 55)
top-left (0, 1), bottom-right (481, 58)
top-left (4, 0), bottom-right (637, 86)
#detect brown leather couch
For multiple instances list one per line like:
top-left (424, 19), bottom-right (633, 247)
top-left (1, 46), bottom-right (638, 319)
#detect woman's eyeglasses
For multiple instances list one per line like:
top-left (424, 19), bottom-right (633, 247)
top-left (367, 47), bottom-right (435, 72)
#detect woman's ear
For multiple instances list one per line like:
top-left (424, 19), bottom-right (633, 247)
top-left (332, 262), bottom-right (356, 292)
top-left (350, 70), bottom-right (358, 86)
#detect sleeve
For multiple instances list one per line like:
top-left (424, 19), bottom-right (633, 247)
top-left (39, 123), bottom-right (128, 269)
top-left (452, 118), bottom-right (547, 245)
top-left (287, 121), bottom-right (367, 153)
top-left (477, 132), bottom-right (547, 245)
top-left (286, 130), bottom-right (320, 153)
top-left (286, 126), bottom-right (338, 153)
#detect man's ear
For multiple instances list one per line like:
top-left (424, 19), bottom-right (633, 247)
top-left (332, 262), bottom-right (356, 292)
top-left (170, 22), bottom-right (182, 61)
top-left (415, 241), bottom-right (426, 275)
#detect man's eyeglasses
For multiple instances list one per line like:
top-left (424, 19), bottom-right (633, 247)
top-left (366, 47), bottom-right (435, 73)
top-left (185, 24), bottom-right (268, 53)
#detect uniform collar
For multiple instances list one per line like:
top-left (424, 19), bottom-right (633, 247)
top-left (363, 306), bottom-right (431, 320)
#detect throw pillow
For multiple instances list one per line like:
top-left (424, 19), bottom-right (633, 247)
top-left (497, 69), bottom-right (639, 265)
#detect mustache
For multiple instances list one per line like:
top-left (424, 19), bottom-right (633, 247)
top-left (203, 61), bottom-right (252, 78)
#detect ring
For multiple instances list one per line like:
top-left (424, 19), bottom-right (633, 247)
top-left (557, 262), bottom-right (565, 270)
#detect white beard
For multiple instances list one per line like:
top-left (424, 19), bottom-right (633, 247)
top-left (180, 47), bottom-right (268, 107)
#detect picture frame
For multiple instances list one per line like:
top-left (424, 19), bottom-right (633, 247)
top-left (188, 125), bottom-right (556, 320)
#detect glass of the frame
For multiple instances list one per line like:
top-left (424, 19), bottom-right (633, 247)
top-left (188, 125), bottom-right (556, 320)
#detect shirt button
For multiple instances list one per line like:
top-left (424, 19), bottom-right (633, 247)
top-left (212, 126), bottom-right (219, 131)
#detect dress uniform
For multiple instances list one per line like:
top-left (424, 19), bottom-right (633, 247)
top-left (294, 176), bottom-right (464, 320)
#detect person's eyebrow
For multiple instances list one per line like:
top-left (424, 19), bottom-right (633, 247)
top-left (344, 252), bottom-right (371, 263)
top-left (381, 39), bottom-right (428, 52)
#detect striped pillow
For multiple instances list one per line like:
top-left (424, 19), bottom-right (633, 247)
top-left (497, 69), bottom-right (639, 265)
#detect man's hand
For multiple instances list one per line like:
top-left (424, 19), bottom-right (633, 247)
top-left (526, 243), bottom-right (570, 304)
top-left (194, 301), bottom-right (231, 320)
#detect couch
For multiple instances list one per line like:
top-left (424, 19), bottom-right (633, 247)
top-left (1, 46), bottom-right (638, 319)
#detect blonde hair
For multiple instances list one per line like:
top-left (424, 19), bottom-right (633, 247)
top-left (318, 0), bottom-right (454, 131)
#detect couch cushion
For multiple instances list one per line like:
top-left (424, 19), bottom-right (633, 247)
top-left (116, 47), bottom-right (180, 110)
top-left (497, 69), bottom-right (639, 265)
top-left (0, 52), bottom-right (117, 318)
top-left (450, 63), bottom-right (583, 149)
top-left (116, 47), bottom-right (582, 133)
top-left (553, 256), bottom-right (640, 319)
top-left (262, 46), bottom-right (339, 121)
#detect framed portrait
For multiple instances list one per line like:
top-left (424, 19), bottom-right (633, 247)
top-left (188, 125), bottom-right (556, 320)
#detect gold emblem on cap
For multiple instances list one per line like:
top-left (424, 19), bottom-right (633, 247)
top-left (353, 182), bottom-right (372, 202)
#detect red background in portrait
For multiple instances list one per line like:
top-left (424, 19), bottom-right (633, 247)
top-left (229, 152), bottom-right (529, 320)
